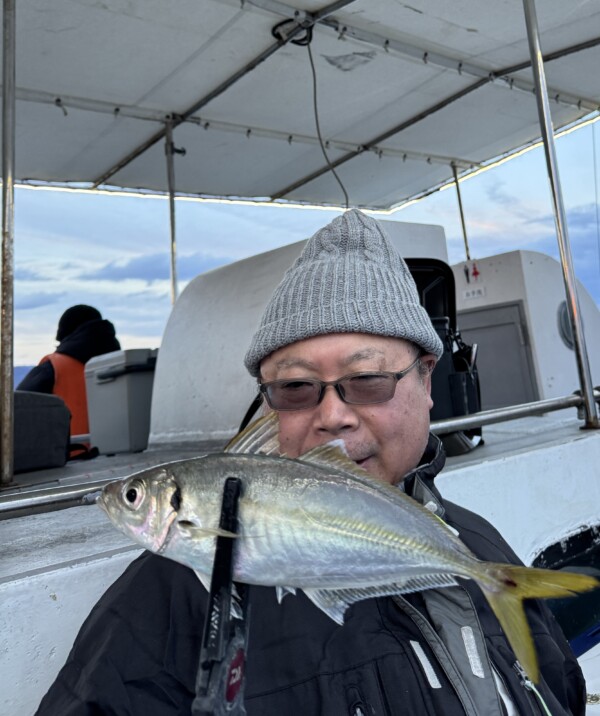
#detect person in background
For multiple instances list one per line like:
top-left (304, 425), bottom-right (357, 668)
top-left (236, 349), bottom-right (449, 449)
top-left (17, 304), bottom-right (121, 436)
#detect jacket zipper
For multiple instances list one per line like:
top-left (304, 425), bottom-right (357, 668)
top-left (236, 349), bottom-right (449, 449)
top-left (392, 595), bottom-right (479, 716)
top-left (458, 584), bottom-right (551, 716)
top-left (347, 685), bottom-right (369, 716)
top-left (513, 661), bottom-right (553, 716)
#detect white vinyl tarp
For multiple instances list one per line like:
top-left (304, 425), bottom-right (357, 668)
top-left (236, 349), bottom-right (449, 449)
top-left (4, 0), bottom-right (600, 209)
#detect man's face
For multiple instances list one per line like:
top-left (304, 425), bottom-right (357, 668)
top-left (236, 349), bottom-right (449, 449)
top-left (259, 333), bottom-right (436, 485)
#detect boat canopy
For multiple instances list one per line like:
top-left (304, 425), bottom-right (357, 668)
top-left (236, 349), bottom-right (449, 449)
top-left (7, 0), bottom-right (600, 210)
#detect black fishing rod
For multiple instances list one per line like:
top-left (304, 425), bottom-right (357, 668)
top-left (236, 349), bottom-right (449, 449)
top-left (193, 477), bottom-right (250, 716)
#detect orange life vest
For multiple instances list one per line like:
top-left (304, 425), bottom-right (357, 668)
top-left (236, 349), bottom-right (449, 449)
top-left (41, 353), bottom-right (88, 436)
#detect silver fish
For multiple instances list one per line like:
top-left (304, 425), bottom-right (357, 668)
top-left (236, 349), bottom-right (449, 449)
top-left (99, 412), bottom-right (597, 684)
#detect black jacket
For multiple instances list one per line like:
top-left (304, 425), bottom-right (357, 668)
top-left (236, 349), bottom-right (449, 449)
top-left (17, 318), bottom-right (120, 393)
top-left (35, 437), bottom-right (585, 715)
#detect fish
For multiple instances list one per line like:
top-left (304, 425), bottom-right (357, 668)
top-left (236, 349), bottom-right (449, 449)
top-left (99, 412), bottom-right (598, 684)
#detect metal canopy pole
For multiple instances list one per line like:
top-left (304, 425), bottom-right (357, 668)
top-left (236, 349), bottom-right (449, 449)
top-left (451, 163), bottom-right (471, 261)
top-left (522, 0), bottom-right (599, 428)
top-left (1, 0), bottom-right (16, 487)
top-left (165, 120), bottom-right (179, 305)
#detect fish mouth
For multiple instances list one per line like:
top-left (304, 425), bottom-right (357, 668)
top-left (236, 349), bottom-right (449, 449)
top-left (155, 508), bottom-right (179, 555)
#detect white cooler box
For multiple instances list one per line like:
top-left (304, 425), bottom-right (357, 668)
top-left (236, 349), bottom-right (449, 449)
top-left (85, 348), bottom-right (158, 454)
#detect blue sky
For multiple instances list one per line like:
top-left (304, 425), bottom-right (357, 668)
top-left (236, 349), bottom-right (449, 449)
top-left (13, 118), bottom-right (600, 366)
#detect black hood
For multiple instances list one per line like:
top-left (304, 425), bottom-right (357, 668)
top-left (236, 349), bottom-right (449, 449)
top-left (56, 318), bottom-right (121, 364)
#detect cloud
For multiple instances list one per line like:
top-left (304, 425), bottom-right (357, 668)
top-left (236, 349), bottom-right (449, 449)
top-left (14, 266), bottom-right (47, 281)
top-left (11, 155), bottom-right (599, 366)
top-left (427, 186), bottom-right (600, 305)
top-left (15, 291), bottom-right (67, 310)
top-left (176, 202), bottom-right (342, 260)
top-left (78, 252), bottom-right (233, 282)
top-left (525, 203), bottom-right (600, 248)
top-left (484, 179), bottom-right (518, 209)
top-left (567, 204), bottom-right (600, 236)
top-left (498, 203), bottom-right (600, 304)
top-left (16, 188), bottom-right (171, 258)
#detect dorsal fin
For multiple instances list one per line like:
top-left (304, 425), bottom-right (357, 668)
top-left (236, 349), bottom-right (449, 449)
top-left (298, 440), bottom-right (372, 479)
top-left (224, 412), bottom-right (280, 455)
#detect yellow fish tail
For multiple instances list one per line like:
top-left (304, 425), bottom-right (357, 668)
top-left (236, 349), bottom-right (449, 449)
top-left (479, 564), bottom-right (598, 684)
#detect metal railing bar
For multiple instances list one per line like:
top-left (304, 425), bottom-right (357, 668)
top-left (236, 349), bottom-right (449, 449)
top-left (0, 482), bottom-right (105, 517)
top-left (1, 391), bottom-right (599, 519)
top-left (431, 391), bottom-right (597, 435)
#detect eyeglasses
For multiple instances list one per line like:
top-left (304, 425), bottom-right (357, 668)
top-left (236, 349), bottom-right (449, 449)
top-left (259, 355), bottom-right (422, 411)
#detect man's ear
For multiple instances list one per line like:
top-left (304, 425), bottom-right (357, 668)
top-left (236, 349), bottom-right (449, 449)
top-left (420, 354), bottom-right (437, 396)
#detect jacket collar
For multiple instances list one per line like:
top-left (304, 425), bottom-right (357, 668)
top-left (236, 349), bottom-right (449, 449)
top-left (400, 434), bottom-right (447, 518)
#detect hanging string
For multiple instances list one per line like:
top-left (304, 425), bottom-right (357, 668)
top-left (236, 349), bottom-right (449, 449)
top-left (271, 18), bottom-right (349, 208)
top-left (306, 41), bottom-right (350, 209)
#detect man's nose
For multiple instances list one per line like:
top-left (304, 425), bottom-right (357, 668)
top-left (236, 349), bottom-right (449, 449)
top-left (314, 384), bottom-right (360, 433)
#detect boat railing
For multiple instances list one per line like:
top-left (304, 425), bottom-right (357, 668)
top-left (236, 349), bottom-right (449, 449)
top-left (0, 388), bottom-right (598, 520)
top-left (431, 389), bottom-right (599, 435)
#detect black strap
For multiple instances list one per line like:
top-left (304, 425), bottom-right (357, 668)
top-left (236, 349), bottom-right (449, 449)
top-left (238, 394), bottom-right (263, 432)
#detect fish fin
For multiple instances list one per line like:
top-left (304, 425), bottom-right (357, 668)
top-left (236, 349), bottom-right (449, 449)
top-left (394, 573), bottom-right (458, 593)
top-left (479, 564), bottom-right (599, 684)
top-left (178, 521), bottom-right (238, 540)
top-left (230, 599), bottom-right (243, 620)
top-left (194, 570), bottom-right (212, 593)
top-left (298, 441), bottom-right (372, 478)
top-left (303, 588), bottom-right (348, 625)
top-left (303, 575), bottom-right (459, 625)
top-left (275, 586), bottom-right (297, 604)
top-left (224, 412), bottom-right (280, 455)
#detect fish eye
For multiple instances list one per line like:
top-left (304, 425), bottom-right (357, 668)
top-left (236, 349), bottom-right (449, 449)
top-left (122, 479), bottom-right (146, 510)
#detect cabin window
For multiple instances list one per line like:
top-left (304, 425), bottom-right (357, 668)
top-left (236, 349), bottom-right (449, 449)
top-left (557, 301), bottom-right (576, 350)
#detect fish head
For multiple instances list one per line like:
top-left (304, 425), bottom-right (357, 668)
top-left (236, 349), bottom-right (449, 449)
top-left (99, 466), bottom-right (180, 554)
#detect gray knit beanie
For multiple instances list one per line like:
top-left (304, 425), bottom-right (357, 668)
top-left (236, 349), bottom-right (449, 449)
top-left (244, 209), bottom-right (444, 376)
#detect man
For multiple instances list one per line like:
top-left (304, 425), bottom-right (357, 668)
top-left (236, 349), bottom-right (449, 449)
top-left (36, 210), bottom-right (585, 715)
top-left (18, 304), bottom-right (121, 436)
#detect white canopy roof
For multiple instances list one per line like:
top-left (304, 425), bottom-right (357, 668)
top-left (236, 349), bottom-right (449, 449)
top-left (7, 0), bottom-right (600, 210)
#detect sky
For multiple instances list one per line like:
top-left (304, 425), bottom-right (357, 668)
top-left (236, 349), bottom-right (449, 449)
top-left (13, 117), bottom-right (600, 367)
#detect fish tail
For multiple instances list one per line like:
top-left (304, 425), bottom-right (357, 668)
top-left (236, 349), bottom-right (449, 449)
top-left (478, 564), bottom-right (598, 684)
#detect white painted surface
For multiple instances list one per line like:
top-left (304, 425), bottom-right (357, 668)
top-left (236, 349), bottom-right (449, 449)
top-left (452, 250), bottom-right (600, 400)
top-left (149, 220), bottom-right (447, 445)
top-left (379, 219), bottom-right (449, 264)
top-left (0, 508), bottom-right (140, 716)
top-left (439, 414), bottom-right (600, 565)
top-left (582, 644), bottom-right (600, 713)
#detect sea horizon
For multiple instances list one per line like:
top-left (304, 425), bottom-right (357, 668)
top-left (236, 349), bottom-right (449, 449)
top-left (13, 365), bottom-right (34, 388)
